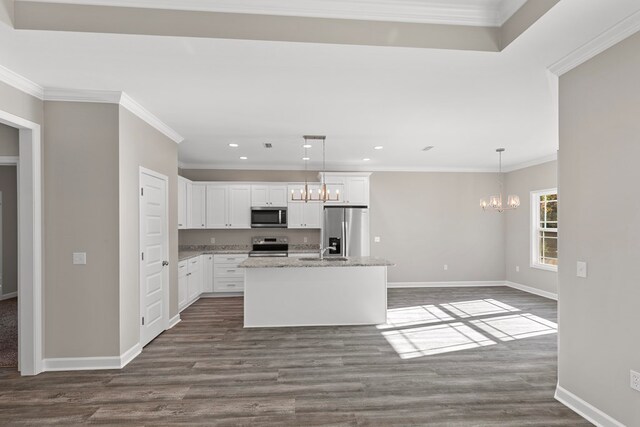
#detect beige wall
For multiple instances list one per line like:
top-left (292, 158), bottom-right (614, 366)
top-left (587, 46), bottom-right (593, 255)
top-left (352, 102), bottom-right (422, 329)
top-left (0, 81), bottom-right (44, 126)
top-left (0, 122), bottom-right (19, 156)
top-left (370, 172), bottom-right (505, 283)
top-left (504, 160), bottom-right (557, 294)
top-left (558, 31), bottom-right (640, 425)
top-left (118, 106), bottom-right (178, 353)
top-left (0, 165), bottom-right (17, 296)
top-left (43, 101), bottom-right (121, 358)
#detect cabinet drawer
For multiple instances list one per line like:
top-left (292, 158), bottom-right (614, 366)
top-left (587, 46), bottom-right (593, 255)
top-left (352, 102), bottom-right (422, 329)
top-left (187, 256), bottom-right (201, 272)
top-left (214, 280), bottom-right (244, 292)
top-left (214, 266), bottom-right (244, 278)
top-left (214, 254), bottom-right (248, 264)
top-left (178, 261), bottom-right (188, 277)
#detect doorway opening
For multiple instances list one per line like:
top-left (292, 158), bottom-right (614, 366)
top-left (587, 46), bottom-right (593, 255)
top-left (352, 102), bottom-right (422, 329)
top-left (0, 159), bottom-right (18, 368)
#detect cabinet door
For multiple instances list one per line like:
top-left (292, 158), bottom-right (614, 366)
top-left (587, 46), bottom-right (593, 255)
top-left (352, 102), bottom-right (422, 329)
top-left (187, 257), bottom-right (202, 302)
top-left (287, 201), bottom-right (304, 228)
top-left (345, 177), bottom-right (369, 205)
top-left (178, 177), bottom-right (188, 229)
top-left (190, 184), bottom-right (207, 229)
top-left (251, 185), bottom-right (269, 207)
top-left (206, 185), bottom-right (228, 228)
top-left (178, 261), bottom-right (188, 310)
top-left (324, 183), bottom-right (345, 205)
top-left (228, 185), bottom-right (251, 228)
top-left (268, 185), bottom-right (288, 207)
top-left (203, 254), bottom-right (214, 293)
top-left (304, 202), bottom-right (322, 228)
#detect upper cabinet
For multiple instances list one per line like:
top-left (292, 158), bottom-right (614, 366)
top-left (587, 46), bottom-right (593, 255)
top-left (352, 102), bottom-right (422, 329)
top-left (189, 183), bottom-right (206, 229)
top-left (287, 184), bottom-right (322, 229)
top-left (320, 173), bottom-right (371, 206)
top-left (178, 176), bottom-right (190, 229)
top-left (206, 184), bottom-right (251, 229)
top-left (251, 184), bottom-right (288, 207)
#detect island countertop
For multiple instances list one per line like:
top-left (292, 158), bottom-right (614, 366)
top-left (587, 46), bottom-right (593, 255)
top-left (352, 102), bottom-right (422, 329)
top-left (239, 256), bottom-right (395, 269)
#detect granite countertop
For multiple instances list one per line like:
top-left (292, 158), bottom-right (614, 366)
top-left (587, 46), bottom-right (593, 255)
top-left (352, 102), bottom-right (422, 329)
top-left (178, 245), bottom-right (321, 262)
top-left (239, 256), bottom-right (395, 269)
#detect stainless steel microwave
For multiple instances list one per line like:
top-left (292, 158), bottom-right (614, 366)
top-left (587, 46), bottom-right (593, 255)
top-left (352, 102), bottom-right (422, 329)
top-left (251, 207), bottom-right (287, 228)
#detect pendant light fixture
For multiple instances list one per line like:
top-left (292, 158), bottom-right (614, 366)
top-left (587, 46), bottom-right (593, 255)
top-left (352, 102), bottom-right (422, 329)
top-left (480, 148), bottom-right (520, 212)
top-left (291, 135), bottom-right (340, 203)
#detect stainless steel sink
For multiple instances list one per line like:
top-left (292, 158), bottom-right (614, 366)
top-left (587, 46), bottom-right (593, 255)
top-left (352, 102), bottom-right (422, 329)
top-left (299, 257), bottom-right (349, 261)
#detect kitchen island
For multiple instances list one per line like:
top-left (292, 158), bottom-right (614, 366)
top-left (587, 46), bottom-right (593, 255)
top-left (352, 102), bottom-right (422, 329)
top-left (239, 256), bottom-right (394, 328)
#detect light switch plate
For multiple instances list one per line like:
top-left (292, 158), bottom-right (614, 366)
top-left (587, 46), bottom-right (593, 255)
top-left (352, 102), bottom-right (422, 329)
top-left (210, 237), bottom-right (216, 244)
top-left (576, 261), bottom-right (587, 278)
top-left (444, 264), bottom-right (448, 271)
top-left (631, 370), bottom-right (640, 392)
top-left (516, 266), bottom-right (520, 272)
top-left (73, 252), bottom-right (87, 265)
top-left (303, 237), bottom-right (308, 243)
top-left (374, 236), bottom-right (381, 243)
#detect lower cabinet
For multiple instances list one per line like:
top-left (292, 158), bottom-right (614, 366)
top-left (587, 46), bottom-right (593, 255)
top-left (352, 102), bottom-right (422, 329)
top-left (203, 254), bottom-right (214, 293)
top-left (179, 255), bottom-right (204, 313)
top-left (214, 254), bottom-right (248, 293)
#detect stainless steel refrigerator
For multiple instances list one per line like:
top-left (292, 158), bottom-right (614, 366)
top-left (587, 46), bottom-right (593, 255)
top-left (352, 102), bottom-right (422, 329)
top-left (323, 206), bottom-right (370, 257)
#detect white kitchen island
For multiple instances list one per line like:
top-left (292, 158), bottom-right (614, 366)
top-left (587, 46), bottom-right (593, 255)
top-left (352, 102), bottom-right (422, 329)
top-left (239, 256), bottom-right (394, 328)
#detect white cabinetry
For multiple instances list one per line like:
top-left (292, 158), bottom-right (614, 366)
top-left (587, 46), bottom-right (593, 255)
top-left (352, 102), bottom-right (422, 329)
top-left (189, 183), bottom-right (206, 229)
top-left (206, 184), bottom-right (251, 229)
top-left (203, 254), bottom-right (214, 293)
top-left (178, 260), bottom-right (188, 310)
top-left (251, 184), bottom-right (288, 207)
top-left (214, 254), bottom-right (248, 293)
top-left (287, 184), bottom-right (322, 229)
top-left (187, 256), bottom-right (203, 304)
top-left (320, 173), bottom-right (370, 206)
top-left (178, 176), bottom-right (190, 229)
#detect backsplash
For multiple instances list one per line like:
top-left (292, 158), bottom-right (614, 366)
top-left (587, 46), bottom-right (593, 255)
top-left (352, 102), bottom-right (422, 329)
top-left (178, 228), bottom-right (321, 246)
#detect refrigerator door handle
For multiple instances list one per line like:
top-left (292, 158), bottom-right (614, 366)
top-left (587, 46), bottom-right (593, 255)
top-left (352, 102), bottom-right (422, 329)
top-left (342, 220), bottom-right (348, 256)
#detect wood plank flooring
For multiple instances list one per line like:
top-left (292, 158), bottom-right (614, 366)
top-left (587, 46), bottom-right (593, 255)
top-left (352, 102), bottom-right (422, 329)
top-left (0, 287), bottom-right (589, 426)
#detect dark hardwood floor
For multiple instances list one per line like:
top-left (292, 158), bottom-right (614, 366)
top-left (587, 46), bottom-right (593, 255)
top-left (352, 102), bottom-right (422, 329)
top-left (0, 287), bottom-right (588, 426)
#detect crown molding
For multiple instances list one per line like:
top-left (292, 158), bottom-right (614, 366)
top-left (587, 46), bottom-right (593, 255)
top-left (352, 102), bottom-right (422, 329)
top-left (548, 9), bottom-right (640, 76)
top-left (0, 64), bottom-right (44, 99)
top-left (17, 0), bottom-right (525, 27)
top-left (502, 153), bottom-right (557, 173)
top-left (43, 88), bottom-right (184, 143)
top-left (179, 162), bottom-right (500, 173)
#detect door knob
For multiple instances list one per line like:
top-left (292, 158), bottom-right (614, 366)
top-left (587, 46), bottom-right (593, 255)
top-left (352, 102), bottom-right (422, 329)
top-left (162, 261), bottom-right (169, 267)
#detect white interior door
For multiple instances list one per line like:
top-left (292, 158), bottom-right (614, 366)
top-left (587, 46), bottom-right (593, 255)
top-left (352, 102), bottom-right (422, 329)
top-left (140, 169), bottom-right (169, 347)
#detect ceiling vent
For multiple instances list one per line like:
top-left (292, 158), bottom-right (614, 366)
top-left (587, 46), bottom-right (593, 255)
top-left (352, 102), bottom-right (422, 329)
top-left (263, 142), bottom-right (273, 149)
top-left (422, 145), bottom-right (435, 151)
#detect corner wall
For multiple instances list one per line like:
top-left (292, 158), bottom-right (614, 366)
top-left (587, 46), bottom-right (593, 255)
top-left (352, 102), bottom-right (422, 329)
top-left (558, 31), bottom-right (640, 425)
top-left (118, 106), bottom-right (178, 353)
top-left (504, 160), bottom-right (557, 296)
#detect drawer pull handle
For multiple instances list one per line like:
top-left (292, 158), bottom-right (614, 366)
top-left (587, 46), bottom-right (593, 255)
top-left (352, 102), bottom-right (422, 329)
top-left (227, 270), bottom-right (236, 273)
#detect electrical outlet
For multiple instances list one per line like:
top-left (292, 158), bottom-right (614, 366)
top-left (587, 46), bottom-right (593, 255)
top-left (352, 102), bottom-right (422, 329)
top-left (210, 237), bottom-right (216, 244)
top-left (631, 370), bottom-right (640, 392)
top-left (374, 236), bottom-right (381, 243)
top-left (516, 266), bottom-right (520, 273)
top-left (303, 237), bottom-right (308, 243)
top-left (576, 261), bottom-right (587, 278)
top-left (444, 264), bottom-right (448, 271)
top-left (72, 252), bottom-right (87, 265)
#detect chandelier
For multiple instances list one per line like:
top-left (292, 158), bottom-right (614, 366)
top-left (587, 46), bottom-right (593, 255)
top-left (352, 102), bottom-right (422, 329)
top-left (480, 148), bottom-right (520, 212)
top-left (291, 135), bottom-right (340, 203)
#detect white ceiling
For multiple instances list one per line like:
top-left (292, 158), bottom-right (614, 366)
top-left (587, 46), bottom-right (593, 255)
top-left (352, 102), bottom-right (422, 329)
top-left (19, 0), bottom-right (528, 27)
top-left (2, 0), bottom-right (640, 171)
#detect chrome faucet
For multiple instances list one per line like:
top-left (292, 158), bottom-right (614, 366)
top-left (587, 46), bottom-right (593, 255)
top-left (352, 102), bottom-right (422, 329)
top-left (319, 246), bottom-right (332, 260)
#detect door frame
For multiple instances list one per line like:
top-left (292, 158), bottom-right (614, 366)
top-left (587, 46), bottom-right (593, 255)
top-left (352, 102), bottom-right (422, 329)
top-left (0, 109), bottom-right (43, 376)
top-left (139, 166), bottom-right (170, 346)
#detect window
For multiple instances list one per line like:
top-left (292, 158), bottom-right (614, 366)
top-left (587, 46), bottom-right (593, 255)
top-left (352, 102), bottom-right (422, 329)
top-left (531, 189), bottom-right (558, 271)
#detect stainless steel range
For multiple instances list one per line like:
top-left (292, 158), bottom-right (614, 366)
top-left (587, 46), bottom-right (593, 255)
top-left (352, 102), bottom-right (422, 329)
top-left (248, 236), bottom-right (289, 257)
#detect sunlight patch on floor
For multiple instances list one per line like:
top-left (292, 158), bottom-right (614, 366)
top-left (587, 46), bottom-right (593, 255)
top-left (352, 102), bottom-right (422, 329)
top-left (380, 299), bottom-right (557, 359)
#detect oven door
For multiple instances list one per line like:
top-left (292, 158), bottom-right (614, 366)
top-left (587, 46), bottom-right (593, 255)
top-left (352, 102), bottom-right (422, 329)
top-left (251, 208), bottom-right (287, 228)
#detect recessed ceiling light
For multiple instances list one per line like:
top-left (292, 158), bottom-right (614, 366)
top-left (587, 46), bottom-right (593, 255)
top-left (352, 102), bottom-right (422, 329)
top-left (229, 143), bottom-right (239, 148)
top-left (302, 157), bottom-right (310, 161)
top-left (363, 158), bottom-right (371, 161)
top-left (302, 144), bottom-right (312, 148)
top-left (374, 146), bottom-right (384, 150)
top-left (240, 156), bottom-right (248, 160)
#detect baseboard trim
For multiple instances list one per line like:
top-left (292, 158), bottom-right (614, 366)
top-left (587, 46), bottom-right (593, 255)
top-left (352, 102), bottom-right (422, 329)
top-left (200, 292), bottom-right (244, 298)
top-left (0, 291), bottom-right (17, 301)
top-left (555, 385), bottom-right (624, 427)
top-left (388, 281), bottom-right (505, 288)
top-left (43, 343), bottom-right (141, 372)
top-left (505, 281), bottom-right (557, 301)
top-left (168, 314), bottom-right (181, 329)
